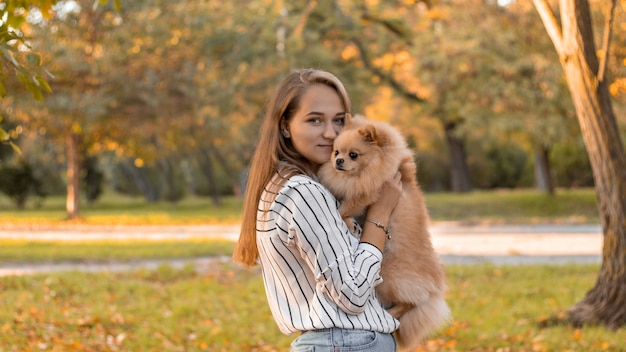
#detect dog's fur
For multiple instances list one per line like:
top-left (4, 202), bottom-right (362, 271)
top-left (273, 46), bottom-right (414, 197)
top-left (318, 115), bottom-right (451, 351)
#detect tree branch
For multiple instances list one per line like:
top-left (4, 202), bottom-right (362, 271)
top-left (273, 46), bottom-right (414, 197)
top-left (360, 11), bottom-right (413, 45)
top-left (292, 0), bottom-right (318, 39)
top-left (533, 0), bottom-right (565, 55)
top-left (351, 38), bottom-right (425, 103)
top-left (597, 0), bottom-right (617, 83)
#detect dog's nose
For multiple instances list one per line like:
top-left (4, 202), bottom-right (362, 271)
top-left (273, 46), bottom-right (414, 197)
top-left (335, 158), bottom-right (344, 167)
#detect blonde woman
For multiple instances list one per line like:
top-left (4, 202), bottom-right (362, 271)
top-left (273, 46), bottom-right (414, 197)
top-left (234, 68), bottom-right (401, 351)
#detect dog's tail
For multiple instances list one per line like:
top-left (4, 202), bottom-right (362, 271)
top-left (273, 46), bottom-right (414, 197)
top-left (395, 296), bottom-right (452, 351)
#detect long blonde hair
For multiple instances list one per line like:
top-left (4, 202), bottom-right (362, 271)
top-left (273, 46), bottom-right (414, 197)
top-left (233, 68), bottom-right (352, 267)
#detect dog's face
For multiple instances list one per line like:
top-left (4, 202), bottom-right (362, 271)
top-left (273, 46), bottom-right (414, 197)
top-left (330, 124), bottom-right (388, 176)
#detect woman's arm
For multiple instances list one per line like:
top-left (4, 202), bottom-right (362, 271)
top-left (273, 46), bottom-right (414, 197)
top-left (360, 172), bottom-right (402, 251)
top-left (272, 177), bottom-right (395, 314)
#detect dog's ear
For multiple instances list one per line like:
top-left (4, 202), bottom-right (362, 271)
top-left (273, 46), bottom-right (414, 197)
top-left (358, 124), bottom-right (377, 144)
top-left (344, 113), bottom-right (353, 127)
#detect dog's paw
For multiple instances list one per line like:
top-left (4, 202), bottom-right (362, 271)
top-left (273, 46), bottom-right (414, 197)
top-left (344, 217), bottom-right (362, 239)
top-left (387, 303), bottom-right (413, 319)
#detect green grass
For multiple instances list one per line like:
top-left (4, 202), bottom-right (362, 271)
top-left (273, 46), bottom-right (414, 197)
top-left (0, 263), bottom-right (623, 351)
top-left (0, 239), bottom-right (235, 263)
top-left (0, 192), bottom-right (243, 226)
top-left (0, 188), bottom-right (599, 227)
top-left (425, 188), bottom-right (599, 224)
top-left (0, 188), bottom-right (616, 351)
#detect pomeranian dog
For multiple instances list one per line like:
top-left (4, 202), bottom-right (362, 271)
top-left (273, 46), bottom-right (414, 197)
top-left (318, 115), bottom-right (451, 351)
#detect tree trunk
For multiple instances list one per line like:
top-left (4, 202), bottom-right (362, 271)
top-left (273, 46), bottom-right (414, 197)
top-left (66, 131), bottom-right (80, 220)
top-left (534, 0), bottom-right (626, 329)
top-left (199, 148), bottom-right (221, 206)
top-left (444, 122), bottom-right (472, 193)
top-left (534, 145), bottom-right (555, 195)
top-left (118, 160), bottom-right (158, 202)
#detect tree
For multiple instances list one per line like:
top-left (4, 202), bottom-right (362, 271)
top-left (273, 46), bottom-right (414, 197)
top-left (0, 0), bottom-right (54, 99)
top-left (0, 0), bottom-right (53, 150)
top-left (101, 0), bottom-right (284, 203)
top-left (534, 0), bottom-right (626, 329)
top-left (35, 0), bottom-right (116, 219)
top-left (3, 0), bottom-right (119, 219)
top-left (287, 0), bottom-right (564, 192)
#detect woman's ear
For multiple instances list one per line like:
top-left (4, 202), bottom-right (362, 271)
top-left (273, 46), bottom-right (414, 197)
top-left (281, 122), bottom-right (291, 138)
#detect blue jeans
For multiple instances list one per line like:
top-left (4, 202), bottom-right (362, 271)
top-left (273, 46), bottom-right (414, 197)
top-left (290, 328), bottom-right (397, 352)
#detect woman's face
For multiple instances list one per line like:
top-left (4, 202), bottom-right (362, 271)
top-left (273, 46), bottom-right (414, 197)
top-left (286, 84), bottom-right (346, 170)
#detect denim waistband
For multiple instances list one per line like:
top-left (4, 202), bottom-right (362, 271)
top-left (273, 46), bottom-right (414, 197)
top-left (294, 327), bottom-right (396, 352)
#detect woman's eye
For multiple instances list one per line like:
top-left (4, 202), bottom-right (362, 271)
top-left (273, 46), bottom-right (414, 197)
top-left (334, 117), bottom-right (345, 125)
top-left (349, 152), bottom-right (358, 159)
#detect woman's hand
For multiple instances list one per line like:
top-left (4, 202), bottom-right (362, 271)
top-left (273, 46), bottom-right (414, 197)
top-left (369, 172), bottom-right (402, 220)
top-left (360, 172), bottom-right (402, 251)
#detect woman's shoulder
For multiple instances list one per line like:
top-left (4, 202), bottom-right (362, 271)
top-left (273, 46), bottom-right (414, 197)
top-left (281, 174), bottom-right (326, 195)
top-left (284, 174), bottom-right (317, 186)
top-left (263, 173), bottom-right (325, 200)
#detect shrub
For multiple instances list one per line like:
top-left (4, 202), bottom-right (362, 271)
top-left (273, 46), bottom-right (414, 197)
top-left (0, 160), bottom-right (45, 208)
top-left (83, 156), bottom-right (104, 204)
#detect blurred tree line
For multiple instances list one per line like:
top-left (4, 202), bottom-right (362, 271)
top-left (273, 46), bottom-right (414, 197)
top-left (0, 0), bottom-right (624, 212)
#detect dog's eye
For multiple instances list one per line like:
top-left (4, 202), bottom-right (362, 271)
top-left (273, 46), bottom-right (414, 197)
top-left (334, 150), bottom-right (339, 156)
top-left (349, 152), bottom-right (358, 160)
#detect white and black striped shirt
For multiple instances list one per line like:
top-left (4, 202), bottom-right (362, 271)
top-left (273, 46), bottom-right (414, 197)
top-left (256, 174), bottom-right (399, 335)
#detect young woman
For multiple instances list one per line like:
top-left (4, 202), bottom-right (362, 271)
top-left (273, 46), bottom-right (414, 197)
top-left (233, 68), bottom-right (402, 351)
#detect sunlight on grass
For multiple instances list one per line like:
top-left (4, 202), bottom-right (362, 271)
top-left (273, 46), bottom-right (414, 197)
top-left (0, 192), bottom-right (243, 226)
top-left (425, 188), bottom-right (598, 224)
top-left (0, 188), bottom-right (599, 227)
top-left (0, 239), bottom-right (235, 263)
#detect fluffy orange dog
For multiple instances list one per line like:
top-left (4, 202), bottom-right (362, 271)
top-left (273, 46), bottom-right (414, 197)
top-left (318, 115), bottom-right (451, 351)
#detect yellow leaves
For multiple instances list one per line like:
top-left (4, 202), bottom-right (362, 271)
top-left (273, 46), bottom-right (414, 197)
top-left (531, 338), bottom-right (547, 352)
top-left (372, 50), bottom-right (413, 71)
top-left (70, 123), bottom-right (82, 134)
top-left (427, 6), bottom-right (450, 22)
top-left (597, 341), bottom-right (612, 350)
top-left (210, 325), bottom-right (223, 336)
top-left (418, 312), bottom-right (624, 352)
top-left (445, 320), bottom-right (469, 335)
top-left (415, 320), bottom-right (467, 351)
top-left (609, 78), bottom-right (626, 97)
top-left (341, 44), bottom-right (359, 61)
top-left (364, 0), bottom-right (381, 8)
top-left (84, 44), bottom-right (104, 58)
top-left (374, 53), bottom-right (397, 71)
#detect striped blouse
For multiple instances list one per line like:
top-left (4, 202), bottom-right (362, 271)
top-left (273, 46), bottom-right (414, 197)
top-left (256, 174), bottom-right (399, 335)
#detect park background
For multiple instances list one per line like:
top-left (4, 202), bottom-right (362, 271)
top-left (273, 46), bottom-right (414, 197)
top-left (0, 0), bottom-right (624, 212)
top-left (0, 0), bottom-right (625, 351)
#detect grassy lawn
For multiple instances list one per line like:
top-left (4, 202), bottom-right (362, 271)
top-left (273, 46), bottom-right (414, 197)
top-left (0, 188), bottom-right (599, 227)
top-left (425, 188), bottom-right (599, 224)
top-left (1, 187), bottom-right (618, 351)
top-left (0, 263), bottom-right (623, 351)
top-left (0, 239), bottom-right (235, 263)
top-left (0, 193), bottom-right (243, 226)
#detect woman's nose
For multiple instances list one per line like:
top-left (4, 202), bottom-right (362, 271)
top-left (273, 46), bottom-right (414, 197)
top-left (323, 123), bottom-right (338, 138)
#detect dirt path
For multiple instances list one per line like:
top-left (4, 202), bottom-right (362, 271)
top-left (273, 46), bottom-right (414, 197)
top-left (0, 223), bottom-right (603, 276)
